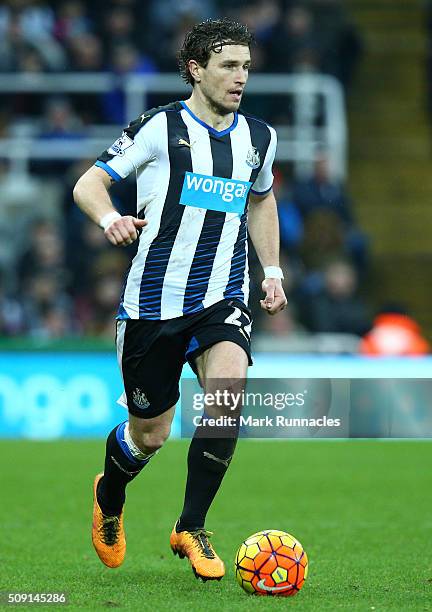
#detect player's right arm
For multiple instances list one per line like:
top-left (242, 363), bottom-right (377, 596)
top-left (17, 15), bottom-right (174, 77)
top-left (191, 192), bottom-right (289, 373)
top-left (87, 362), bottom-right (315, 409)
top-left (73, 166), bottom-right (147, 247)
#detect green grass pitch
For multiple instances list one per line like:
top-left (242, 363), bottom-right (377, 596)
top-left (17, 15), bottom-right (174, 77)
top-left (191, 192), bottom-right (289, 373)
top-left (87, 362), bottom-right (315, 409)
top-left (0, 439), bottom-right (431, 611)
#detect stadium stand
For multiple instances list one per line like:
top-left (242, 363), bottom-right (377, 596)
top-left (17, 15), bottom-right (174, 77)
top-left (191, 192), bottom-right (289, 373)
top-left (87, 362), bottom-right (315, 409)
top-left (0, 0), bottom-right (374, 351)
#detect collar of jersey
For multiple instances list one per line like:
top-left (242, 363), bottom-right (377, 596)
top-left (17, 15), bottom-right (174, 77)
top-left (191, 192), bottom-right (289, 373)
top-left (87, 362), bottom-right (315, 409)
top-left (180, 101), bottom-right (238, 137)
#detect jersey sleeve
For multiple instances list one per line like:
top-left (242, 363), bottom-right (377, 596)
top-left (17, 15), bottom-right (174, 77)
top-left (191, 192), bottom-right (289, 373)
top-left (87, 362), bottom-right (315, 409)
top-left (95, 112), bottom-right (161, 181)
top-left (251, 126), bottom-right (277, 195)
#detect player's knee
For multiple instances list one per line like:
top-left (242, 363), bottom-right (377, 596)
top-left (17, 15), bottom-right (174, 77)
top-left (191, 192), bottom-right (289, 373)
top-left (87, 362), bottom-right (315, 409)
top-left (205, 379), bottom-right (245, 409)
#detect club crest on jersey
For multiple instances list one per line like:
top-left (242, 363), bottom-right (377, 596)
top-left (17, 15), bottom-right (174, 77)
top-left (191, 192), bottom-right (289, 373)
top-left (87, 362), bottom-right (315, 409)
top-left (132, 387), bottom-right (150, 410)
top-left (108, 132), bottom-right (134, 157)
top-left (246, 146), bottom-right (260, 169)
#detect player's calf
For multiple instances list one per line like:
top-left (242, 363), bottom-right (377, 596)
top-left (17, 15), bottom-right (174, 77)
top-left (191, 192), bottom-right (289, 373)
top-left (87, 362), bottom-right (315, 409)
top-left (128, 424), bottom-right (171, 457)
top-left (92, 420), bottom-right (161, 567)
top-left (171, 433), bottom-right (237, 580)
top-left (97, 421), bottom-right (157, 516)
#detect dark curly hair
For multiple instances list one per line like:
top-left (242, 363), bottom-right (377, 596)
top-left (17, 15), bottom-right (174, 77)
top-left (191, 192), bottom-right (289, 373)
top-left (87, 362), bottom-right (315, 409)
top-left (178, 18), bottom-right (254, 86)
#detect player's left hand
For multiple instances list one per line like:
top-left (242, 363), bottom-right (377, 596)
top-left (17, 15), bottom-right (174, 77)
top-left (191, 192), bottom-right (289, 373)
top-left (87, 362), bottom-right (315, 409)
top-left (260, 278), bottom-right (287, 315)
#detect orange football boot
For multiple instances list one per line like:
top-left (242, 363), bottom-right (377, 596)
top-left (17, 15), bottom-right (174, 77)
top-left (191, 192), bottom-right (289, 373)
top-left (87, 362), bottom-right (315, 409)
top-left (170, 524), bottom-right (225, 581)
top-left (92, 473), bottom-right (126, 568)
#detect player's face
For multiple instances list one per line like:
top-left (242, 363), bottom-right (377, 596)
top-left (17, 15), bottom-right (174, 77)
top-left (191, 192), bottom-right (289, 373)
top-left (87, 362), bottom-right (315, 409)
top-left (198, 45), bottom-right (251, 115)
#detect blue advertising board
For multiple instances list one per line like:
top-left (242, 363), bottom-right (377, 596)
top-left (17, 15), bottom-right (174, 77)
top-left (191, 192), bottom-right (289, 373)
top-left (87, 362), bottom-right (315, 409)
top-left (1, 352), bottom-right (431, 439)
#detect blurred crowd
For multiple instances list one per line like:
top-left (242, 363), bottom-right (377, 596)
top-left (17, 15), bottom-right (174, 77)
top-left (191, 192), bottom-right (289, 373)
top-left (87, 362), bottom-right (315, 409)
top-left (0, 0), bottom-right (364, 124)
top-left (0, 0), bottom-right (399, 349)
top-left (0, 1), bottom-right (362, 82)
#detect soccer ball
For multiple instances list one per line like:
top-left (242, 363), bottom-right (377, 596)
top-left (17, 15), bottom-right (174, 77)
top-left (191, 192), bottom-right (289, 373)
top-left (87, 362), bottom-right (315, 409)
top-left (234, 529), bottom-right (308, 596)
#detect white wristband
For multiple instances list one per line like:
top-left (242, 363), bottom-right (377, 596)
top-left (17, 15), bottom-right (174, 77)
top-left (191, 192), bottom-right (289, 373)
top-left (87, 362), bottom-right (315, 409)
top-left (264, 266), bottom-right (284, 280)
top-left (99, 211), bottom-right (121, 230)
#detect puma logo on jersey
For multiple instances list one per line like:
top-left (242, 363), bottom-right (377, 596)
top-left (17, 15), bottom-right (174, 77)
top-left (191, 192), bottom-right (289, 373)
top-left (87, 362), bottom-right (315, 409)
top-left (140, 114), bottom-right (151, 122)
top-left (178, 138), bottom-right (194, 148)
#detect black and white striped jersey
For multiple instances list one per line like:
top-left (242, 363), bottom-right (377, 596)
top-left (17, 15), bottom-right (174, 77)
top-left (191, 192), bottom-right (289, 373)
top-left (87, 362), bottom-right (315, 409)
top-left (95, 100), bottom-right (277, 320)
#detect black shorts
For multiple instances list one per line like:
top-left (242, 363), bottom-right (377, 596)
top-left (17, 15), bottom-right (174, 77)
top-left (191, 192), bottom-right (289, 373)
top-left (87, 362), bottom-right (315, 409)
top-left (116, 299), bottom-right (252, 419)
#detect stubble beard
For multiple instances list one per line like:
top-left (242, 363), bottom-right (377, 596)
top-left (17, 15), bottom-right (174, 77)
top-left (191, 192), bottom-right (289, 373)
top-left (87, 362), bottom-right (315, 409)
top-left (205, 91), bottom-right (238, 117)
